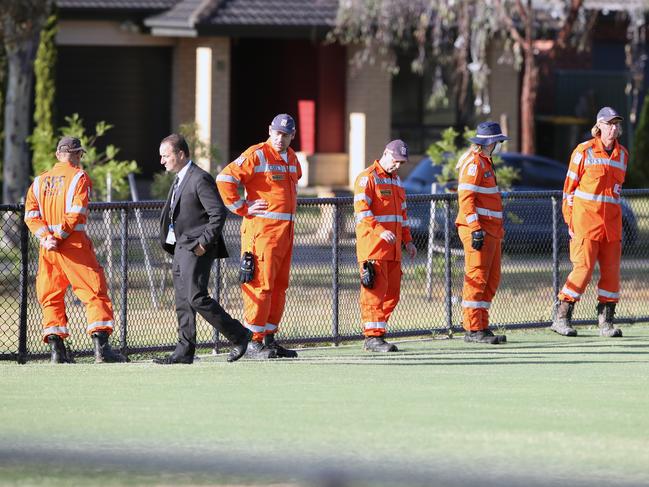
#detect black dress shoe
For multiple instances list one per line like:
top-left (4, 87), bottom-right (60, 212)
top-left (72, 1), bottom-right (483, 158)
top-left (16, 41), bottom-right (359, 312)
top-left (227, 330), bottom-right (253, 363)
top-left (153, 355), bottom-right (193, 364)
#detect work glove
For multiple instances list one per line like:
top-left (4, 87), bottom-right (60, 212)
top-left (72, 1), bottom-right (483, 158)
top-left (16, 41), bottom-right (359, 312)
top-left (471, 230), bottom-right (485, 251)
top-left (360, 260), bottom-right (375, 289)
top-left (239, 252), bottom-right (254, 283)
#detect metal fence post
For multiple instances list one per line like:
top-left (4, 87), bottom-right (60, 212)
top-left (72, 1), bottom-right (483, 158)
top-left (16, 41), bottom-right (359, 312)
top-left (332, 202), bottom-right (340, 345)
top-left (119, 207), bottom-right (129, 354)
top-left (551, 196), bottom-right (560, 298)
top-left (18, 213), bottom-right (29, 364)
top-left (426, 185), bottom-right (439, 300)
top-left (444, 200), bottom-right (453, 332)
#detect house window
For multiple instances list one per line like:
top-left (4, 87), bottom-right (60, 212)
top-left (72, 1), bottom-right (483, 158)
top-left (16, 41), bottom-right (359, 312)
top-left (391, 55), bottom-right (458, 155)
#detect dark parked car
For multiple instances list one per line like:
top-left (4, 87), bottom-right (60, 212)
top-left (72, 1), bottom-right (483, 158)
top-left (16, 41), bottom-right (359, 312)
top-left (403, 152), bottom-right (638, 251)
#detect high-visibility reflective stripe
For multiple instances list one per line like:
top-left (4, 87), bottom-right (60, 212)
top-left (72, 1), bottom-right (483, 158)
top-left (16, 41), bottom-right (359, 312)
top-left (566, 170), bottom-right (580, 182)
top-left (66, 172), bottom-right (85, 214)
top-left (355, 210), bottom-right (374, 224)
top-left (402, 220), bottom-right (410, 227)
top-left (461, 300), bottom-right (491, 309)
top-left (476, 207), bottom-right (503, 219)
top-left (598, 288), bottom-right (619, 299)
top-left (43, 325), bottom-right (69, 336)
top-left (561, 286), bottom-right (581, 299)
top-left (374, 214), bottom-right (403, 223)
top-left (458, 183), bottom-right (500, 194)
top-left (68, 205), bottom-right (87, 215)
top-left (216, 174), bottom-right (240, 185)
top-left (35, 226), bottom-right (49, 237)
top-left (466, 213), bottom-right (478, 223)
top-left (571, 152), bottom-right (583, 165)
top-left (256, 212), bottom-right (294, 221)
top-left (474, 132), bottom-right (505, 139)
top-left (25, 210), bottom-right (41, 219)
top-left (563, 192), bottom-right (574, 206)
top-left (255, 149), bottom-right (267, 165)
top-left (354, 194), bottom-right (372, 205)
top-left (243, 320), bottom-right (266, 333)
top-left (373, 177), bottom-right (402, 187)
top-left (226, 199), bottom-right (245, 211)
top-left (586, 149), bottom-right (626, 171)
top-left (87, 320), bottom-right (114, 332)
top-left (48, 223), bottom-right (86, 238)
top-left (32, 177), bottom-right (43, 215)
top-left (574, 189), bottom-right (620, 205)
top-left (265, 323), bottom-right (278, 332)
top-left (364, 321), bottom-right (387, 330)
top-left (254, 164), bottom-right (297, 173)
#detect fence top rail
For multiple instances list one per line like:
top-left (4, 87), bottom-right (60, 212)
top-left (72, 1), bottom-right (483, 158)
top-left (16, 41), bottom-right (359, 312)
top-left (4, 188), bottom-right (649, 213)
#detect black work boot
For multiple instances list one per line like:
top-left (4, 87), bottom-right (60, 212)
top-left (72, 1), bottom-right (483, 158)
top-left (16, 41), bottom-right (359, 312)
top-left (264, 334), bottom-right (298, 358)
top-left (597, 302), bottom-right (622, 338)
top-left (463, 329), bottom-right (506, 344)
top-left (550, 300), bottom-right (577, 337)
top-left (245, 340), bottom-right (278, 359)
top-left (364, 336), bottom-right (398, 352)
top-left (227, 330), bottom-right (253, 362)
top-left (92, 332), bottom-right (128, 363)
top-left (47, 334), bottom-right (74, 364)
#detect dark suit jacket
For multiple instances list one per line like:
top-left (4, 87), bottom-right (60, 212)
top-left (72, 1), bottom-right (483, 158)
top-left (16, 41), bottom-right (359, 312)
top-left (160, 162), bottom-right (229, 258)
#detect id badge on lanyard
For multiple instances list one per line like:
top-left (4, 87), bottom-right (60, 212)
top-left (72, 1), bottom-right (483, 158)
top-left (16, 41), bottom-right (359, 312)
top-left (166, 223), bottom-right (176, 245)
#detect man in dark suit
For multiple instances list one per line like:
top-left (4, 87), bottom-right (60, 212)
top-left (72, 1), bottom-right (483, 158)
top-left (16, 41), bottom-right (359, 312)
top-left (155, 133), bottom-right (251, 364)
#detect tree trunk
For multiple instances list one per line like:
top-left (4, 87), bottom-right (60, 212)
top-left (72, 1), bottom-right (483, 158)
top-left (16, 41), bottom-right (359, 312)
top-left (520, 51), bottom-right (538, 155)
top-left (3, 29), bottom-right (40, 204)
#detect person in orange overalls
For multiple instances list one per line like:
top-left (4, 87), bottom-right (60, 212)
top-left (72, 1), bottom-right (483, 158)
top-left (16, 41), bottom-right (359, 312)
top-left (456, 122), bottom-right (508, 345)
top-left (24, 136), bottom-right (127, 363)
top-left (217, 114), bottom-right (301, 359)
top-left (551, 107), bottom-right (629, 338)
top-left (354, 139), bottom-right (417, 352)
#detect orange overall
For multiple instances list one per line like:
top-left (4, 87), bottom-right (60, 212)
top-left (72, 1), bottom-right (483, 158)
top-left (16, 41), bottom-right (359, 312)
top-left (354, 161), bottom-right (412, 337)
top-left (559, 137), bottom-right (628, 304)
top-left (455, 150), bottom-right (504, 331)
top-left (24, 162), bottom-right (114, 342)
top-left (217, 141), bottom-right (301, 341)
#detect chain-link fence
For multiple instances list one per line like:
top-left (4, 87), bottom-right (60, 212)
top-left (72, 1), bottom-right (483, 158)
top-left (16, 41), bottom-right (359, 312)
top-left (2, 189), bottom-right (648, 362)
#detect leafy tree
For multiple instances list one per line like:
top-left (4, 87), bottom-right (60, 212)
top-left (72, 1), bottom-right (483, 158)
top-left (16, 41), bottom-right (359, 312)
top-left (427, 127), bottom-right (519, 190)
top-left (331, 1), bottom-right (619, 154)
top-left (150, 122), bottom-right (222, 200)
top-left (29, 11), bottom-right (57, 177)
top-left (29, 113), bottom-right (139, 201)
top-left (628, 95), bottom-right (649, 188)
top-left (1, 0), bottom-right (52, 203)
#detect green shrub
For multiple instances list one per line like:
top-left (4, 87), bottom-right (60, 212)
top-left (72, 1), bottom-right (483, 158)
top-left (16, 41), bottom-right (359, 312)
top-left (29, 113), bottom-right (139, 201)
top-left (426, 127), bottom-right (519, 190)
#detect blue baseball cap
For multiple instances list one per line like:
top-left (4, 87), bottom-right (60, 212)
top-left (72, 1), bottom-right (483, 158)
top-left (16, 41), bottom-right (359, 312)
top-left (270, 113), bottom-right (296, 134)
top-left (596, 107), bottom-right (623, 123)
top-left (468, 121), bottom-right (509, 146)
top-left (385, 139), bottom-right (409, 161)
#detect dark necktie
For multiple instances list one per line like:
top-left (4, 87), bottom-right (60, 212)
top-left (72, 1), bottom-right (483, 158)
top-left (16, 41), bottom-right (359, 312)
top-left (170, 175), bottom-right (179, 208)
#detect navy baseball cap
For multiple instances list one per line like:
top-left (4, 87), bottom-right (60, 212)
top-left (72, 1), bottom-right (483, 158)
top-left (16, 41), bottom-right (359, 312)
top-left (385, 139), bottom-right (409, 161)
top-left (468, 121), bottom-right (509, 146)
top-left (596, 107), bottom-right (623, 123)
top-left (270, 113), bottom-right (296, 134)
top-left (56, 136), bottom-right (85, 153)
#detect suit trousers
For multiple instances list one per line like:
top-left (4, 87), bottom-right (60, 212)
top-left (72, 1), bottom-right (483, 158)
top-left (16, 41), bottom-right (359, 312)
top-left (172, 246), bottom-right (246, 359)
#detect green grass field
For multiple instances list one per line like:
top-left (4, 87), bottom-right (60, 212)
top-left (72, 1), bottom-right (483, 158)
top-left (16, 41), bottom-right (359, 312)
top-left (2, 325), bottom-right (649, 486)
